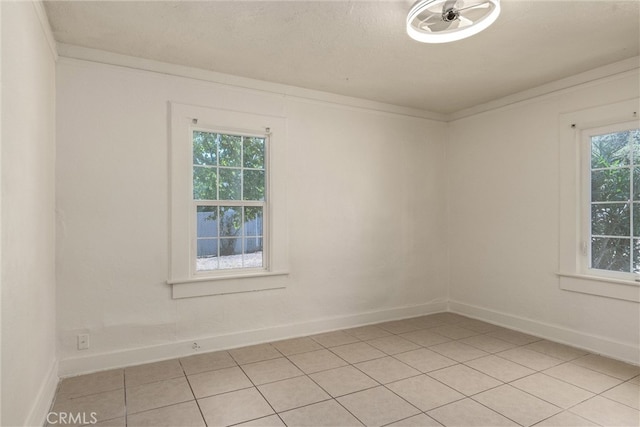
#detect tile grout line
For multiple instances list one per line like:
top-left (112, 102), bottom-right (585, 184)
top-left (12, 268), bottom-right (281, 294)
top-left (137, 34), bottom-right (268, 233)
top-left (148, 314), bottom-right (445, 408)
top-left (542, 360), bottom-right (627, 395)
top-left (178, 358), bottom-right (208, 427)
top-left (443, 346), bottom-right (600, 423)
top-left (463, 394), bottom-right (528, 427)
top-left (340, 353), bottom-right (429, 423)
top-left (297, 359), bottom-right (375, 426)
top-left (234, 345), bottom-right (290, 427)
top-left (123, 366), bottom-right (128, 426)
top-left (282, 330), bottom-right (425, 426)
top-left (361, 320), bottom-right (600, 426)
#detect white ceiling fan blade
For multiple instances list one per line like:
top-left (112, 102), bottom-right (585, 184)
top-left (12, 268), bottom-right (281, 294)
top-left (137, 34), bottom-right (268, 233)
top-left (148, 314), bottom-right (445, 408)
top-left (415, 9), bottom-right (438, 23)
top-left (425, 2), bottom-right (444, 13)
top-left (457, 15), bottom-right (474, 28)
top-left (422, 15), bottom-right (453, 32)
top-left (420, 14), bottom-right (442, 26)
top-left (462, 7), bottom-right (492, 22)
top-left (442, 0), bottom-right (458, 12)
top-left (418, 14), bottom-right (442, 31)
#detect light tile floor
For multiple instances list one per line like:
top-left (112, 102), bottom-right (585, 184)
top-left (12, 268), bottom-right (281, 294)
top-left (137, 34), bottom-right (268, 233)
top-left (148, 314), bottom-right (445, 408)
top-left (49, 313), bottom-right (640, 427)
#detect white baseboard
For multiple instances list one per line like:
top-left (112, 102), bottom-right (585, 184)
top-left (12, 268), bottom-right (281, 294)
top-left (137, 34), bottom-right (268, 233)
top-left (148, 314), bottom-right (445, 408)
top-left (25, 358), bottom-right (59, 427)
top-left (59, 300), bottom-right (448, 377)
top-left (57, 298), bottom-right (640, 377)
top-left (449, 300), bottom-right (639, 365)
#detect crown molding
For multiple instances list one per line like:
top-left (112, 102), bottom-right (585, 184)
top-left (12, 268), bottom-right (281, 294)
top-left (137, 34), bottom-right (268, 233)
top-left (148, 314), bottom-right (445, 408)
top-left (54, 43), bottom-right (638, 123)
top-left (32, 1), bottom-right (58, 61)
top-left (56, 43), bottom-right (447, 122)
top-left (449, 56), bottom-right (640, 121)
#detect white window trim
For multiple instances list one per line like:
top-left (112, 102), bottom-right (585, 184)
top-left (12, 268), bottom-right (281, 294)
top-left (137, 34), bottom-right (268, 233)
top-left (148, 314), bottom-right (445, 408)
top-left (558, 98), bottom-right (640, 302)
top-left (169, 102), bottom-right (289, 298)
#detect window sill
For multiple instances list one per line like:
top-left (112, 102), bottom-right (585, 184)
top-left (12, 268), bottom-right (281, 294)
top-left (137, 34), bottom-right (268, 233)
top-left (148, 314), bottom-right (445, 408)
top-left (557, 272), bottom-right (640, 303)
top-left (168, 271), bottom-right (289, 299)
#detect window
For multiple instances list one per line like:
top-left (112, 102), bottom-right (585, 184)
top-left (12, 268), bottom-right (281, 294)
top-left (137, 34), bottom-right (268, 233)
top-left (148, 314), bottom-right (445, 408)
top-left (193, 130), bottom-right (267, 272)
top-left (584, 124), bottom-right (640, 278)
top-left (558, 98), bottom-right (640, 302)
top-left (169, 103), bottom-right (288, 298)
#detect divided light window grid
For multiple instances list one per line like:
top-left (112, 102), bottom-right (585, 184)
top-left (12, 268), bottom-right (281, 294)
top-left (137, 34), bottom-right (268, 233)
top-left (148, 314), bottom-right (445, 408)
top-left (589, 127), bottom-right (640, 274)
top-left (192, 130), bottom-right (266, 272)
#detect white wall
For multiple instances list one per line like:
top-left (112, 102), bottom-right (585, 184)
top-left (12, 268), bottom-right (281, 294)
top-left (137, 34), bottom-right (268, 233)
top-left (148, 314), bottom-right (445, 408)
top-left (55, 58), bottom-right (448, 374)
top-left (447, 71), bottom-right (640, 363)
top-left (1, 2), bottom-right (58, 425)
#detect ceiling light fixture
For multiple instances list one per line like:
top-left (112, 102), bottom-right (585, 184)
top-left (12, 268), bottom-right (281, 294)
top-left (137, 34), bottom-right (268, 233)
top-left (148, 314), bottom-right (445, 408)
top-left (407, 0), bottom-right (501, 43)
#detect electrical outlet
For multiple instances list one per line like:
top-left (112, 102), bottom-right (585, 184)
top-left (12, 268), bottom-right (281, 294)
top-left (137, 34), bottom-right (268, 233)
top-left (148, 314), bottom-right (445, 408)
top-left (78, 334), bottom-right (90, 350)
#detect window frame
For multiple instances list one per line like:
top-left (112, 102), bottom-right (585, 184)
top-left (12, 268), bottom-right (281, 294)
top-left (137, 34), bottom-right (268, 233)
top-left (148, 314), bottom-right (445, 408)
top-left (581, 121), bottom-right (640, 281)
top-left (169, 103), bottom-right (289, 298)
top-left (191, 127), bottom-right (269, 277)
top-left (558, 98), bottom-right (640, 302)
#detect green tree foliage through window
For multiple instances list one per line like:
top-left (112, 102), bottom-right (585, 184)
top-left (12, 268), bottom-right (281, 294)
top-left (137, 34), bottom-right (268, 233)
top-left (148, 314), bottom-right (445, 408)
top-left (590, 128), bottom-right (640, 273)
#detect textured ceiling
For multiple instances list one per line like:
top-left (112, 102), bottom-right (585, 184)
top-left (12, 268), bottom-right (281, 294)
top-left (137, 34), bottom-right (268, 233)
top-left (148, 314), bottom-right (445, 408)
top-left (44, 0), bottom-right (640, 114)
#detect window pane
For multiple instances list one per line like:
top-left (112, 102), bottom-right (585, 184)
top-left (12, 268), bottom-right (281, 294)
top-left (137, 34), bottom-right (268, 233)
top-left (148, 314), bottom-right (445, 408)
top-left (193, 166), bottom-right (217, 200)
top-left (244, 237), bottom-right (263, 268)
top-left (197, 239), bottom-right (218, 257)
top-left (197, 206), bottom-right (218, 238)
top-left (244, 137), bottom-right (265, 169)
top-left (219, 238), bottom-right (243, 269)
top-left (591, 168), bottom-right (630, 202)
top-left (193, 131), bottom-right (217, 166)
top-left (591, 203), bottom-right (630, 236)
top-left (196, 239), bottom-right (218, 271)
top-left (591, 237), bottom-right (631, 272)
top-left (243, 169), bottom-right (265, 201)
top-left (244, 207), bottom-right (263, 236)
top-left (219, 206), bottom-right (242, 238)
top-left (219, 134), bottom-right (241, 167)
top-left (219, 168), bottom-right (241, 200)
top-left (591, 131), bottom-right (630, 168)
top-left (635, 238), bottom-right (640, 274)
top-left (635, 203), bottom-right (640, 238)
top-left (219, 238), bottom-right (241, 256)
